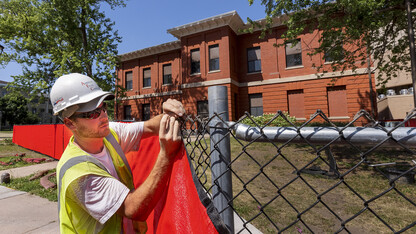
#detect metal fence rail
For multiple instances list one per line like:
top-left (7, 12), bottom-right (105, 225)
top-left (181, 86), bottom-right (416, 234)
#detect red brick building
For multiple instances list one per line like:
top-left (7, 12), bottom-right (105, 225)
top-left (116, 11), bottom-right (375, 124)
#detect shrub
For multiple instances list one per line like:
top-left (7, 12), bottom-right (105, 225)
top-left (299, 121), bottom-right (353, 127)
top-left (23, 112), bottom-right (41, 124)
top-left (240, 112), bottom-right (297, 127)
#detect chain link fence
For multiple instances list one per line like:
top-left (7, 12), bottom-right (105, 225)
top-left (180, 87), bottom-right (416, 234)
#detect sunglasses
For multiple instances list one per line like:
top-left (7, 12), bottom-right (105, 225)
top-left (71, 103), bottom-right (107, 119)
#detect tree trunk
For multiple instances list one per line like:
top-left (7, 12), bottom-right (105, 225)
top-left (80, 7), bottom-right (92, 77)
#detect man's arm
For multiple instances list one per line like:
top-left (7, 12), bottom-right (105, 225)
top-left (117, 114), bottom-right (182, 220)
top-left (142, 114), bottom-right (163, 138)
top-left (142, 99), bottom-right (185, 138)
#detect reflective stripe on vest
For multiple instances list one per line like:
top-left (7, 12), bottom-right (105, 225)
top-left (57, 155), bottom-right (109, 213)
top-left (105, 133), bottom-right (132, 176)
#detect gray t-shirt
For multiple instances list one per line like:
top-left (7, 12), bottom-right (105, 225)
top-left (67, 121), bottom-right (144, 232)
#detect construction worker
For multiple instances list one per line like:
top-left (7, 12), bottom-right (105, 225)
top-left (50, 73), bottom-right (184, 233)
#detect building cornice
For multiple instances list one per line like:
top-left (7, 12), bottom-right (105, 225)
top-left (167, 11), bottom-right (245, 39)
top-left (181, 78), bottom-right (238, 89)
top-left (118, 40), bottom-right (181, 62)
top-left (0, 80), bottom-right (8, 87)
top-left (237, 14), bottom-right (289, 34)
top-left (121, 90), bottom-right (183, 100)
top-left (240, 68), bottom-right (370, 87)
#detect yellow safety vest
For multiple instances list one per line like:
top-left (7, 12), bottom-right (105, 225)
top-left (57, 128), bottom-right (147, 233)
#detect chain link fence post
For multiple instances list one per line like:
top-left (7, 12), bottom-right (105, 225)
top-left (208, 86), bottom-right (234, 233)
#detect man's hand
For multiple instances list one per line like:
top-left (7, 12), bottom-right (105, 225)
top-left (143, 99), bottom-right (185, 138)
top-left (163, 99), bottom-right (185, 118)
top-left (158, 114), bottom-right (182, 160)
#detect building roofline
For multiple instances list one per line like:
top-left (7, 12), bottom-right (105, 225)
top-left (0, 80), bottom-right (8, 87)
top-left (118, 40), bottom-right (181, 62)
top-left (167, 10), bottom-right (245, 39)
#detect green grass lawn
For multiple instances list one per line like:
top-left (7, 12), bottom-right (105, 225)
top-left (0, 139), bottom-right (57, 202)
top-left (0, 138), bottom-right (53, 170)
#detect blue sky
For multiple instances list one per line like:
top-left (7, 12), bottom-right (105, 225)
top-left (1, 0), bottom-right (267, 82)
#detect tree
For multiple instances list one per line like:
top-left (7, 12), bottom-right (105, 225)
top-left (0, 0), bottom-right (125, 101)
top-left (247, 0), bottom-right (413, 87)
top-left (0, 92), bottom-right (30, 126)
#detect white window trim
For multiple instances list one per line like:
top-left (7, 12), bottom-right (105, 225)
top-left (285, 65), bottom-right (304, 70)
top-left (328, 116), bottom-right (350, 120)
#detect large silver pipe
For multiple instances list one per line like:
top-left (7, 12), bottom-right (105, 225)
top-left (232, 124), bottom-right (416, 148)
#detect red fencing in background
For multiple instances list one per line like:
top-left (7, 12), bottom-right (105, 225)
top-left (13, 124), bottom-right (72, 160)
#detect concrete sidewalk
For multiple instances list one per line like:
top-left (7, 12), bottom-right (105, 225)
top-left (0, 161), bottom-right (59, 234)
top-left (0, 131), bottom-right (13, 139)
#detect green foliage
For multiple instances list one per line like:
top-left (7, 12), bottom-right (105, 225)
top-left (301, 121), bottom-right (353, 127)
top-left (0, 0), bottom-right (125, 99)
top-left (240, 113), bottom-right (352, 127)
top-left (0, 91), bottom-right (42, 125)
top-left (0, 91), bottom-right (29, 126)
top-left (106, 100), bottom-right (115, 121)
top-left (240, 112), bottom-right (297, 127)
top-left (247, 0), bottom-right (411, 86)
top-left (23, 112), bottom-right (41, 124)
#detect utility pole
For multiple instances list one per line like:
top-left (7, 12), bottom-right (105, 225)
top-left (406, 0), bottom-right (416, 106)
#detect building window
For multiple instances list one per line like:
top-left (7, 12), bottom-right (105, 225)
top-left (287, 90), bottom-right (305, 118)
top-left (197, 100), bottom-right (209, 118)
top-left (163, 64), bottom-right (172, 85)
top-left (191, 48), bottom-right (200, 74)
top-left (197, 100), bottom-right (208, 134)
top-left (286, 39), bottom-right (302, 67)
top-left (209, 44), bottom-right (219, 71)
top-left (124, 105), bottom-right (132, 120)
top-left (327, 86), bottom-right (348, 117)
top-left (324, 44), bottom-right (344, 63)
top-left (247, 47), bottom-right (261, 73)
top-left (142, 103), bottom-right (150, 121)
top-left (143, 68), bottom-right (151, 88)
top-left (249, 93), bottom-right (263, 116)
top-left (125, 71), bottom-right (133, 90)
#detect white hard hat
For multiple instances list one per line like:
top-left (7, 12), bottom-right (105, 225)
top-left (50, 73), bottom-right (114, 118)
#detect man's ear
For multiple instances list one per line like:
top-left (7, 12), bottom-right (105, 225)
top-left (63, 117), bottom-right (76, 131)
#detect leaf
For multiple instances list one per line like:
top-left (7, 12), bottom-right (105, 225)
top-left (0, 0), bottom-right (125, 98)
